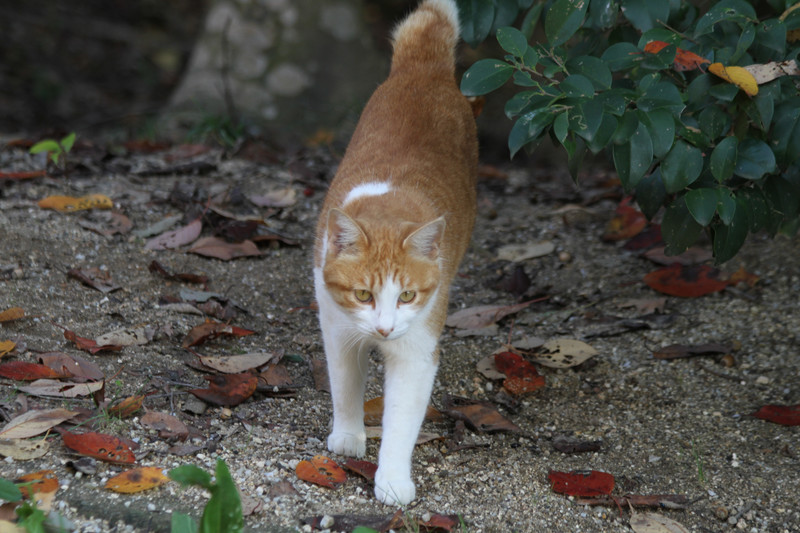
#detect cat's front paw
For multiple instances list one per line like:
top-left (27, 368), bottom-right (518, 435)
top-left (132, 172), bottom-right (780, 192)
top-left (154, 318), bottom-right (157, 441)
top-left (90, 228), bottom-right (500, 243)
top-left (374, 469), bottom-right (415, 506)
top-left (327, 431), bottom-right (366, 458)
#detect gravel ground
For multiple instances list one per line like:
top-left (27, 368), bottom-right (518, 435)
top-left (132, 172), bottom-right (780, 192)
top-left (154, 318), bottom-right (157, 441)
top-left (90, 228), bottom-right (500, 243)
top-left (0, 140), bottom-right (798, 533)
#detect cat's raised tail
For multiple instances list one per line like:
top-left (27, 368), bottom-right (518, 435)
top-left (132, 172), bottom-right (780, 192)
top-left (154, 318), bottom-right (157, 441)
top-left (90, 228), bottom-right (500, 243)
top-left (390, 0), bottom-right (461, 75)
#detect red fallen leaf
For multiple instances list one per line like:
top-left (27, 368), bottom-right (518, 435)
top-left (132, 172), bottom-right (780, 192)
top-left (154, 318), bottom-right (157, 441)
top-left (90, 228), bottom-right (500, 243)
top-left (188, 236), bottom-right (261, 260)
top-left (295, 455), bottom-right (347, 489)
top-left (39, 352), bottom-right (104, 381)
top-left (148, 260), bottom-right (209, 285)
top-left (643, 264), bottom-right (728, 297)
top-left (441, 395), bottom-right (521, 433)
top-left (107, 395), bottom-right (145, 418)
top-left (181, 319), bottom-right (256, 348)
top-left (644, 40), bottom-right (710, 71)
top-left (727, 266), bottom-right (759, 288)
top-left (0, 361), bottom-right (69, 380)
top-left (62, 328), bottom-right (122, 354)
top-left (494, 352), bottom-right (545, 396)
top-left (548, 470), bottom-right (615, 497)
top-left (419, 514), bottom-right (460, 532)
top-left (61, 431), bottom-right (136, 464)
top-left (189, 373), bottom-right (257, 406)
top-left (623, 224), bottom-right (662, 251)
top-left (602, 199), bottom-right (647, 241)
top-left (15, 469), bottom-right (59, 498)
top-left (342, 459), bottom-right (378, 481)
top-left (0, 169), bottom-right (47, 180)
top-left (140, 410), bottom-right (190, 440)
top-left (751, 404), bottom-right (800, 426)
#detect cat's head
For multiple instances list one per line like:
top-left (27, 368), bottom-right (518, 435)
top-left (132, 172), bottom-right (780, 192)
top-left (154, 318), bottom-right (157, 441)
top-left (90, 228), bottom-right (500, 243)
top-left (321, 208), bottom-right (444, 340)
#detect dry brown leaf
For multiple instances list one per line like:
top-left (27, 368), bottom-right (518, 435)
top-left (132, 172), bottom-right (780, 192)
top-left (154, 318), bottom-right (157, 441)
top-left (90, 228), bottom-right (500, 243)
top-left (145, 218), bottom-right (202, 250)
top-left (446, 300), bottom-right (535, 330)
top-left (18, 379), bottom-right (104, 399)
top-left (630, 511), bottom-right (690, 533)
top-left (95, 327), bottom-right (151, 347)
top-left (0, 408), bottom-right (79, 439)
top-left (496, 241), bottom-right (555, 262)
top-left (530, 339), bottom-right (598, 368)
top-left (0, 438), bottom-right (50, 460)
top-left (198, 352), bottom-right (275, 374)
top-left (249, 188), bottom-right (297, 208)
top-left (188, 237), bottom-right (261, 260)
top-left (0, 307), bottom-right (25, 322)
top-left (140, 411), bottom-right (189, 440)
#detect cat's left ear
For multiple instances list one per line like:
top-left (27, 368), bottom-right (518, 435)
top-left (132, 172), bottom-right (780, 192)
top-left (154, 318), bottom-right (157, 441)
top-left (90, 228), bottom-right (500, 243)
top-left (404, 217), bottom-right (445, 259)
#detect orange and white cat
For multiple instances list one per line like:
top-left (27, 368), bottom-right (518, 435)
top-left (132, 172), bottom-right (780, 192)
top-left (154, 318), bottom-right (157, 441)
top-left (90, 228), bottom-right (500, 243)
top-left (313, 0), bottom-right (478, 505)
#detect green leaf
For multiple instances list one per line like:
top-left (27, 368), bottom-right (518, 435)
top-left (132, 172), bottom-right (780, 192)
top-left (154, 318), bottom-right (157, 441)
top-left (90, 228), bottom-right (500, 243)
top-left (638, 109), bottom-right (674, 159)
top-left (687, 74), bottom-right (712, 106)
top-left (566, 56), bottom-right (612, 90)
top-left (509, 109), bottom-right (555, 157)
top-left (544, 0), bottom-right (589, 47)
top-left (497, 26), bottom-right (528, 57)
top-left (570, 99), bottom-right (603, 142)
top-left (694, 0), bottom-right (757, 37)
top-left (710, 136), bottom-right (738, 182)
top-left (553, 111), bottom-right (569, 144)
top-left (169, 465), bottom-right (213, 490)
top-left (512, 70), bottom-right (537, 87)
top-left (458, 0), bottom-right (495, 46)
top-left (662, 196), bottom-right (704, 255)
top-left (698, 105), bottom-right (730, 141)
top-left (201, 460), bottom-right (243, 533)
top-left (588, 0), bottom-right (619, 30)
top-left (60, 132), bottom-right (77, 153)
top-left (737, 188), bottom-right (769, 232)
top-left (29, 140), bottom-right (61, 155)
top-left (613, 122), bottom-right (653, 189)
top-left (712, 196), bottom-right (749, 263)
top-left (491, 0), bottom-right (520, 31)
top-left (0, 478), bottom-right (22, 502)
top-left (172, 512), bottom-right (199, 533)
top-left (730, 24), bottom-right (756, 63)
top-left (601, 42), bottom-right (641, 71)
top-left (635, 168), bottom-right (667, 220)
top-left (560, 74), bottom-right (595, 98)
top-left (620, 0), bottom-right (669, 32)
top-left (772, 102), bottom-right (800, 167)
top-left (637, 82), bottom-right (685, 115)
top-left (520, 2), bottom-right (544, 38)
top-left (352, 528), bottom-right (381, 533)
top-left (716, 189), bottom-right (736, 225)
top-left (734, 139), bottom-right (777, 180)
top-left (661, 141), bottom-right (704, 194)
top-left (586, 113), bottom-right (617, 153)
top-left (16, 501), bottom-right (47, 533)
top-left (612, 111), bottom-right (639, 144)
top-left (460, 59), bottom-right (514, 96)
top-left (685, 188), bottom-right (718, 226)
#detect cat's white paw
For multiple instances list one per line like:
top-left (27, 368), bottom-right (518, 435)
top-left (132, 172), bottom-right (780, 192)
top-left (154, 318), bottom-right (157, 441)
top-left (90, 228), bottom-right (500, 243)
top-left (374, 470), bottom-right (415, 505)
top-left (327, 432), bottom-right (366, 458)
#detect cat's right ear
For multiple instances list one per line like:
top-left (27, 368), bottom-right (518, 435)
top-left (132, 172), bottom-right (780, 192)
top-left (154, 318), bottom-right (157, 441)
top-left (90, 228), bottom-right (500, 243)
top-left (327, 208), bottom-right (367, 256)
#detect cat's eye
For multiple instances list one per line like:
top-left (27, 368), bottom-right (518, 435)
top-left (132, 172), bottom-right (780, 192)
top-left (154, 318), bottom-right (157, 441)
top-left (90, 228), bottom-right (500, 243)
top-left (354, 289), bottom-right (373, 303)
top-left (398, 290), bottom-right (416, 303)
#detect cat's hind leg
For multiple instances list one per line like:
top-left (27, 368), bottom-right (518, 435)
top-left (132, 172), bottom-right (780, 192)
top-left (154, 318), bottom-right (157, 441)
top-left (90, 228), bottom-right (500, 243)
top-left (374, 334), bottom-right (438, 505)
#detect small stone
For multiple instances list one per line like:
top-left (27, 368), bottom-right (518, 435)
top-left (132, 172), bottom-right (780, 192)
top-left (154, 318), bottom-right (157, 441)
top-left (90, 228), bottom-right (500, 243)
top-left (320, 515), bottom-right (334, 528)
top-left (755, 375), bottom-right (770, 385)
top-left (147, 503), bottom-right (156, 512)
top-left (558, 251), bottom-right (572, 263)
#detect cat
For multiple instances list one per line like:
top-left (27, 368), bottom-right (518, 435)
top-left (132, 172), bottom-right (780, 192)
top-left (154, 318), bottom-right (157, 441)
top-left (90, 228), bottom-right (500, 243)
top-left (313, 0), bottom-right (478, 505)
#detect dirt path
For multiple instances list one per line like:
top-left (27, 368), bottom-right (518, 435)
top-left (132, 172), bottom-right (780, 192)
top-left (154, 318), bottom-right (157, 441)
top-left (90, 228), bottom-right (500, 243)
top-left (1, 140), bottom-right (798, 532)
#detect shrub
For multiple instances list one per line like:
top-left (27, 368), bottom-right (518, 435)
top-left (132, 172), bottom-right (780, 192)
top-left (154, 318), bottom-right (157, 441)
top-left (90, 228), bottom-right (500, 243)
top-left (458, 0), bottom-right (800, 262)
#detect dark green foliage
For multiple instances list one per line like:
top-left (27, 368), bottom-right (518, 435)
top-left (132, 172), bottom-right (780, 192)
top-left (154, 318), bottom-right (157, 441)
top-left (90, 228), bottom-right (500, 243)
top-left (169, 460), bottom-right (244, 533)
top-left (456, 0), bottom-right (800, 262)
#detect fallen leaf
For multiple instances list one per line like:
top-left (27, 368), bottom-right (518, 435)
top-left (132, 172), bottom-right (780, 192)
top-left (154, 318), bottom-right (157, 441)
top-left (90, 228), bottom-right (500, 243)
top-left (198, 353), bottom-right (274, 374)
top-left (249, 188), bottom-right (297, 208)
top-left (530, 339), bottom-right (598, 368)
top-left (494, 352), bottom-right (545, 395)
top-left (441, 395), bottom-right (521, 433)
top-left (644, 246), bottom-right (712, 266)
top-left (643, 41), bottom-right (709, 71)
top-left (362, 397), bottom-right (442, 426)
top-left (181, 319), bottom-right (255, 348)
top-left (342, 459), bottom-right (378, 481)
top-left (38, 194), bottom-right (113, 212)
top-left (623, 224), bottom-right (663, 251)
top-left (419, 514), bottom-right (460, 532)
top-left (0, 169), bottom-right (46, 180)
top-left (78, 212), bottom-right (133, 236)
top-left (105, 466), bottom-right (170, 493)
top-left (630, 511), bottom-right (690, 533)
top-left (742, 59), bottom-right (798, 84)
top-left (148, 260), bottom-right (209, 285)
top-left (38, 352), bottom-right (104, 381)
top-left (496, 241), bottom-right (555, 262)
top-left (0, 341), bottom-right (15, 357)
top-left (63, 328), bottom-right (122, 354)
top-left (140, 411), bottom-right (189, 440)
top-left (576, 494), bottom-right (689, 509)
top-left (652, 342), bottom-right (734, 360)
top-left (295, 455), bottom-right (347, 489)
top-left (603, 200), bottom-right (647, 241)
top-left (189, 373), bottom-right (257, 406)
top-left (258, 363), bottom-right (294, 388)
top-left (726, 266), bottom-right (759, 288)
top-left (0, 307), bottom-right (25, 322)
top-left (644, 264), bottom-right (728, 297)
top-left (188, 237), bottom-right (261, 260)
top-left (476, 355), bottom-right (505, 380)
top-left (0, 361), bottom-right (68, 381)
top-left (0, 438), bottom-right (50, 460)
top-left (133, 214), bottom-right (182, 238)
top-left (548, 470), bottom-right (615, 497)
top-left (618, 298), bottom-right (667, 315)
top-left (0, 408), bottom-right (78, 439)
top-left (446, 300), bottom-right (535, 330)
top-left (495, 265), bottom-right (531, 297)
top-left (144, 218), bottom-right (202, 250)
top-left (751, 404), bottom-right (800, 426)
top-left (365, 426), bottom-right (442, 445)
top-left (15, 469), bottom-right (59, 498)
top-left (61, 431), bottom-right (136, 464)
top-left (708, 62), bottom-right (758, 96)
top-left (95, 327), bottom-right (151, 347)
top-left (552, 435), bottom-right (603, 454)
top-left (18, 379), bottom-right (104, 399)
top-left (108, 395), bottom-right (145, 418)
top-left (67, 267), bottom-right (121, 293)
top-left (310, 359), bottom-right (330, 393)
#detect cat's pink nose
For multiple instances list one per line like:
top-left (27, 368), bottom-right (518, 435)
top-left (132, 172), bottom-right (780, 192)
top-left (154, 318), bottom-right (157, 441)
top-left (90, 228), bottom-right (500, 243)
top-left (376, 327), bottom-right (393, 338)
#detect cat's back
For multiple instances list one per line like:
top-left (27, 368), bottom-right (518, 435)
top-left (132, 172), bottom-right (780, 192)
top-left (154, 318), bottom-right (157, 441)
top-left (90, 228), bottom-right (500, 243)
top-left (316, 0), bottom-right (478, 269)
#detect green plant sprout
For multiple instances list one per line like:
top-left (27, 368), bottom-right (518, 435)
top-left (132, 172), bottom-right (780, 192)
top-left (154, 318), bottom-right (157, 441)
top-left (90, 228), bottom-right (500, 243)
top-left (29, 132), bottom-right (76, 168)
top-left (169, 459), bottom-right (244, 533)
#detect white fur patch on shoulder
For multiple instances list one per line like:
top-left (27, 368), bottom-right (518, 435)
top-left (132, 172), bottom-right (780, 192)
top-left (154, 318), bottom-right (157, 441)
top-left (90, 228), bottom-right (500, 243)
top-left (423, 0), bottom-right (460, 36)
top-left (343, 182), bottom-right (391, 206)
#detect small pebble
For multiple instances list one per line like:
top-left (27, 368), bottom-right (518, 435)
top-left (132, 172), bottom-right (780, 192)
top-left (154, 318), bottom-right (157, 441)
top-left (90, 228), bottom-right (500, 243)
top-left (320, 515), bottom-right (334, 528)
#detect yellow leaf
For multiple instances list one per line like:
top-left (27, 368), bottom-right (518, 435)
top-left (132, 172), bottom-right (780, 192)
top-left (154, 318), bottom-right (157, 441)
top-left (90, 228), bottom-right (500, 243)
top-left (708, 63), bottom-right (758, 96)
top-left (38, 194), bottom-right (113, 212)
top-left (0, 307), bottom-right (25, 322)
top-left (0, 341), bottom-right (15, 357)
top-left (105, 466), bottom-right (170, 493)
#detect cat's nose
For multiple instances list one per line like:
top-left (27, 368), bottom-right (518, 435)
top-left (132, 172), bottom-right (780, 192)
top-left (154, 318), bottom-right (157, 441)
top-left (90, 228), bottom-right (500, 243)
top-left (376, 327), bottom-right (393, 338)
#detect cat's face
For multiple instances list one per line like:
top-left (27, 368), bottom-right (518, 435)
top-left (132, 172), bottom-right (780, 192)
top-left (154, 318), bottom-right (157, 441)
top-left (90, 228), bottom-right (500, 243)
top-left (321, 209), bottom-right (443, 341)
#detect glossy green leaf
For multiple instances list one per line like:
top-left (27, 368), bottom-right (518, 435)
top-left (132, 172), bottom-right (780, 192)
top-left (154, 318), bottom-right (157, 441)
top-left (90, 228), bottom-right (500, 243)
top-left (613, 122), bottom-right (653, 189)
top-left (170, 465), bottom-right (213, 489)
top-left (553, 111), bottom-right (569, 144)
top-left (694, 0), bottom-right (757, 37)
top-left (635, 168), bottom-right (667, 220)
top-left (509, 109), bottom-right (555, 157)
top-left (662, 197), bottom-right (704, 256)
top-left (737, 188), bottom-right (769, 232)
top-left (172, 513), bottom-right (199, 533)
top-left (29, 140), bottom-right (61, 155)
top-left (637, 82), bottom-right (685, 115)
top-left (60, 132), bottom-right (77, 153)
top-left (613, 111), bottom-right (639, 144)
top-left (712, 197), bottom-right (749, 263)
top-left (567, 56), bottom-right (612, 90)
top-left (460, 59), bottom-right (514, 96)
top-left (497, 26), bottom-right (529, 57)
top-left (620, 0), bottom-right (669, 32)
top-left (561, 74), bottom-right (595, 98)
top-left (0, 478), bottom-right (22, 502)
top-left (544, 0), bottom-right (589, 46)
top-left (734, 139), bottom-right (777, 180)
top-left (570, 99), bottom-right (603, 142)
top-left (661, 141), bottom-right (704, 194)
top-left (458, 0), bottom-right (495, 47)
top-left (772, 103), bottom-right (800, 167)
top-left (685, 188), bottom-right (718, 226)
top-left (601, 42), bottom-right (642, 71)
top-left (716, 189), bottom-right (736, 225)
top-left (710, 137), bottom-right (738, 182)
top-left (698, 105), bottom-right (730, 142)
top-left (638, 109), bottom-right (675, 158)
top-left (586, 113), bottom-right (617, 153)
top-left (588, 0), bottom-right (618, 30)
